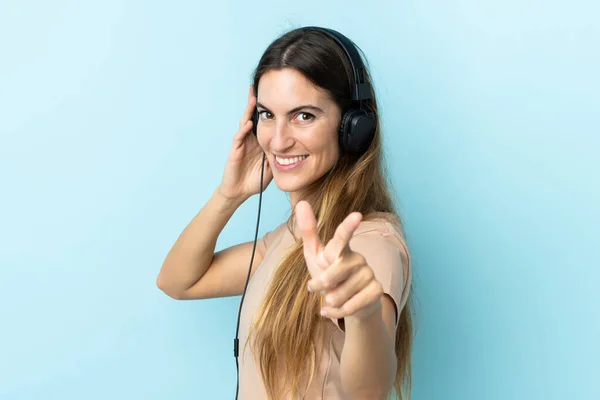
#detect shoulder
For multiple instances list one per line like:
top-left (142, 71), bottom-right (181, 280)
top-left (347, 212), bottom-right (412, 326)
top-left (350, 211), bottom-right (410, 267)
top-left (260, 220), bottom-right (293, 252)
top-left (354, 212), bottom-right (406, 242)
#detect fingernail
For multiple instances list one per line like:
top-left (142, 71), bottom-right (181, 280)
top-left (320, 308), bottom-right (328, 316)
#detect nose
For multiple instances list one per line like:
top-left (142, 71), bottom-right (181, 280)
top-left (269, 120), bottom-right (294, 151)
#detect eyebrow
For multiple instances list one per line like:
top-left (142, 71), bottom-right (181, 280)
top-left (256, 102), bottom-right (324, 115)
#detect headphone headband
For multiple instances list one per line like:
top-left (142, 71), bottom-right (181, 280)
top-left (304, 26), bottom-right (372, 102)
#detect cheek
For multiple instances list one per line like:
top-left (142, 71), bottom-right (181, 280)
top-left (307, 142), bottom-right (339, 171)
top-left (309, 124), bottom-right (340, 154)
top-left (323, 131), bottom-right (340, 160)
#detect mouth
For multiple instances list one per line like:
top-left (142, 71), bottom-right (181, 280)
top-left (273, 154), bottom-right (309, 171)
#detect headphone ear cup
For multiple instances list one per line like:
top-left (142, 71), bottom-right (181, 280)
top-left (251, 110), bottom-right (259, 136)
top-left (339, 110), bottom-right (354, 152)
top-left (339, 108), bottom-right (377, 154)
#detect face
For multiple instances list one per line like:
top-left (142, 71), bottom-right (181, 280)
top-left (256, 68), bottom-right (342, 205)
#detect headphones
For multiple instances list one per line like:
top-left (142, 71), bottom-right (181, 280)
top-left (251, 27), bottom-right (377, 155)
top-left (235, 27), bottom-right (375, 399)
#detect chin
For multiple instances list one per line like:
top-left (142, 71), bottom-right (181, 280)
top-left (273, 169), bottom-right (330, 194)
top-left (273, 177), bottom-right (310, 193)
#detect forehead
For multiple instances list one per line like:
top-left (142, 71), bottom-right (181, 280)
top-left (257, 68), bottom-right (333, 108)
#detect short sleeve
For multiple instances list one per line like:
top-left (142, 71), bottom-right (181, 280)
top-left (256, 229), bottom-right (272, 259)
top-left (255, 221), bottom-right (291, 261)
top-left (329, 220), bottom-right (410, 331)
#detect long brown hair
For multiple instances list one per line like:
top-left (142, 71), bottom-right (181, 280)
top-left (247, 27), bottom-right (414, 399)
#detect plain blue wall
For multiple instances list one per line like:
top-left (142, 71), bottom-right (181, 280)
top-left (1, 1), bottom-right (598, 399)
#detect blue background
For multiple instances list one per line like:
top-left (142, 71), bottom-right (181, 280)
top-left (1, 1), bottom-right (598, 399)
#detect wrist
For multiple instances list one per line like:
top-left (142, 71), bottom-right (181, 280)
top-left (345, 299), bottom-right (383, 326)
top-left (214, 187), bottom-right (247, 208)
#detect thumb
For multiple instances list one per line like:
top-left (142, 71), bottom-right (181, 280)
top-left (295, 200), bottom-right (322, 257)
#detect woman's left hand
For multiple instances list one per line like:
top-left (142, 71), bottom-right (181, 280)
top-left (295, 200), bottom-right (384, 320)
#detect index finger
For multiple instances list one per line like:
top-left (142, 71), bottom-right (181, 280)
top-left (322, 212), bottom-right (363, 263)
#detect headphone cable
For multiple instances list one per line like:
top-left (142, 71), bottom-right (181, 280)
top-left (234, 152), bottom-right (266, 400)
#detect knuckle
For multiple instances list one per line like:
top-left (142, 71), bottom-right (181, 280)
top-left (361, 265), bottom-right (374, 280)
top-left (342, 303), bottom-right (355, 315)
top-left (374, 281), bottom-right (383, 296)
top-left (327, 295), bottom-right (339, 307)
top-left (323, 247), bottom-right (335, 263)
top-left (357, 253), bottom-right (367, 264)
top-left (350, 252), bottom-right (364, 266)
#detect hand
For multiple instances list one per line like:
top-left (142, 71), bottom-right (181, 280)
top-left (295, 201), bottom-right (384, 321)
top-left (218, 84), bottom-right (273, 201)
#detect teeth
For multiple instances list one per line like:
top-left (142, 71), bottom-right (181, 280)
top-left (275, 155), bottom-right (308, 165)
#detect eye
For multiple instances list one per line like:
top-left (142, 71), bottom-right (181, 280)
top-left (296, 112), bottom-right (315, 122)
top-left (258, 110), bottom-right (273, 120)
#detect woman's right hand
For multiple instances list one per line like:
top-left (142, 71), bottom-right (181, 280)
top-left (218, 84), bottom-right (273, 202)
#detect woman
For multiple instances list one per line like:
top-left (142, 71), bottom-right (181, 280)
top-left (157, 26), bottom-right (414, 400)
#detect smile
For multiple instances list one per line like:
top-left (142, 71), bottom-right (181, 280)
top-left (273, 154), bottom-right (309, 171)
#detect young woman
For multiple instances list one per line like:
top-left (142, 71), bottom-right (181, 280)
top-left (157, 26), bottom-right (414, 400)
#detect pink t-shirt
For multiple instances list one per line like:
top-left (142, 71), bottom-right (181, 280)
top-left (238, 215), bottom-right (411, 399)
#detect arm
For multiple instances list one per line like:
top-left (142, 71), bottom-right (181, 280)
top-left (294, 203), bottom-right (407, 398)
top-left (340, 295), bottom-right (398, 399)
top-left (156, 188), bottom-right (262, 300)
